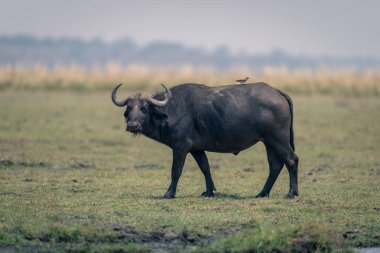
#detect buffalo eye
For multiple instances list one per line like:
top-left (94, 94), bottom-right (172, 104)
top-left (124, 108), bottom-right (131, 117)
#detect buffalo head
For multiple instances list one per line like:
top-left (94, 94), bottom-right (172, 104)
top-left (111, 83), bottom-right (171, 133)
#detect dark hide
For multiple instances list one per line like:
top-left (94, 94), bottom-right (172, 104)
top-left (115, 82), bottom-right (299, 199)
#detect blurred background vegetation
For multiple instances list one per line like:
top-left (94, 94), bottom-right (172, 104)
top-left (1, 63), bottom-right (379, 96)
top-left (0, 35), bottom-right (379, 96)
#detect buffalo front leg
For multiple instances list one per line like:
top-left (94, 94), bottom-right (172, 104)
top-left (163, 150), bottom-right (187, 199)
top-left (191, 151), bottom-right (216, 197)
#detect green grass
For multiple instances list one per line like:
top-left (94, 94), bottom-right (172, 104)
top-left (0, 91), bottom-right (379, 252)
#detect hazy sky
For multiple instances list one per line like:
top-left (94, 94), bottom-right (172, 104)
top-left (1, 0), bottom-right (379, 57)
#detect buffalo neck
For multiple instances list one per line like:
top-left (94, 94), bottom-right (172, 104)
top-left (142, 113), bottom-right (170, 146)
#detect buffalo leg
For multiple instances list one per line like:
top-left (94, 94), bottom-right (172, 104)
top-left (191, 151), bottom-right (216, 197)
top-left (163, 150), bottom-right (187, 199)
top-left (270, 140), bottom-right (299, 198)
top-left (285, 152), bottom-right (299, 198)
top-left (256, 144), bottom-right (284, 198)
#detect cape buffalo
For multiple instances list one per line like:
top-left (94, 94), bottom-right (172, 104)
top-left (111, 82), bottom-right (299, 199)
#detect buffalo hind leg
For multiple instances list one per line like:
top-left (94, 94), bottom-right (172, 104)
top-left (163, 150), bottom-right (187, 199)
top-left (285, 152), bottom-right (299, 198)
top-left (256, 144), bottom-right (284, 198)
top-left (270, 140), bottom-right (299, 198)
top-left (191, 151), bottom-right (216, 197)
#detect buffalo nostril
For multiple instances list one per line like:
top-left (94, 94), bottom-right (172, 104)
top-left (128, 122), bottom-right (138, 127)
top-left (127, 122), bottom-right (141, 132)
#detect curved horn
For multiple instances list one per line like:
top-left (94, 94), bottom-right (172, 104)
top-left (111, 83), bottom-right (131, 107)
top-left (147, 83), bottom-right (172, 107)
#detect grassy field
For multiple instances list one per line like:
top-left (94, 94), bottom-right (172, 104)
top-left (0, 88), bottom-right (379, 252)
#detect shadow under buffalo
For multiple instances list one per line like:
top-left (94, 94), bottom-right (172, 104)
top-left (147, 193), bottom-right (252, 200)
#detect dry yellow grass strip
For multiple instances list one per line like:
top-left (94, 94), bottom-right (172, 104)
top-left (0, 64), bottom-right (379, 96)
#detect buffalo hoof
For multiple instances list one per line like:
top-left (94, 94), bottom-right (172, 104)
top-left (285, 191), bottom-right (299, 199)
top-left (255, 192), bottom-right (269, 198)
top-left (163, 191), bottom-right (175, 199)
top-left (201, 191), bottom-right (214, 198)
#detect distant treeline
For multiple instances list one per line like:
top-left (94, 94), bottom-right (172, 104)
top-left (1, 35), bottom-right (380, 71)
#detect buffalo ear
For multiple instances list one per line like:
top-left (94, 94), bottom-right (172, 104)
top-left (150, 106), bottom-right (169, 127)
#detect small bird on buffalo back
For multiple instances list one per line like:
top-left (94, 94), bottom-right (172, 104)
top-left (236, 77), bottom-right (249, 84)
